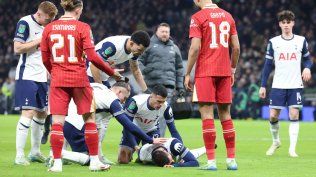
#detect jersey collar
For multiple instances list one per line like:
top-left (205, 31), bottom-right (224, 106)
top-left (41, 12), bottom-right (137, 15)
top-left (60, 16), bottom-right (76, 20)
top-left (203, 3), bottom-right (218, 9)
top-left (124, 38), bottom-right (131, 55)
top-left (31, 14), bottom-right (42, 26)
top-left (281, 34), bottom-right (295, 41)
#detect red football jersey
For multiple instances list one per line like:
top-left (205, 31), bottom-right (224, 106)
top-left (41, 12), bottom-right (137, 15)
top-left (189, 4), bottom-right (237, 77)
top-left (41, 17), bottom-right (94, 87)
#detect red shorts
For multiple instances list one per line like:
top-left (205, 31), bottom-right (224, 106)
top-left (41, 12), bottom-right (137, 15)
top-left (49, 87), bottom-right (95, 115)
top-left (193, 76), bottom-right (232, 103)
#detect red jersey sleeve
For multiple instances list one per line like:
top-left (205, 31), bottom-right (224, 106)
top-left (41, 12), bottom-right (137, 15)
top-left (82, 24), bottom-right (95, 50)
top-left (189, 15), bottom-right (202, 39)
top-left (230, 16), bottom-right (237, 36)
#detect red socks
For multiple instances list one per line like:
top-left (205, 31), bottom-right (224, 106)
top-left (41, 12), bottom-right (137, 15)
top-left (50, 124), bottom-right (64, 159)
top-left (221, 119), bottom-right (236, 158)
top-left (84, 122), bottom-right (99, 156)
top-left (202, 119), bottom-right (216, 160)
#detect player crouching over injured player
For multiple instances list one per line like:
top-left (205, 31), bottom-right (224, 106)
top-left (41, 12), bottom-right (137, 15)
top-left (118, 85), bottom-right (183, 164)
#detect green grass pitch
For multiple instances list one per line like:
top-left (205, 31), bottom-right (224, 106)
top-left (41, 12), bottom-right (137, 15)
top-left (0, 115), bottom-right (315, 177)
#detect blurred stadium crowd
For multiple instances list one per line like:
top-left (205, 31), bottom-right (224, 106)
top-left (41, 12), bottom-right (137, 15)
top-left (0, 0), bottom-right (315, 117)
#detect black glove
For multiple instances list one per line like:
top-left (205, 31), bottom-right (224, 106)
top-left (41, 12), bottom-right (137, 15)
top-left (177, 89), bottom-right (185, 97)
top-left (118, 76), bottom-right (129, 83)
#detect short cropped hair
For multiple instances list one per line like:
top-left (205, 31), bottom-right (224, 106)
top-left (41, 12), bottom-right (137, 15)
top-left (277, 10), bottom-right (295, 22)
top-left (112, 81), bottom-right (131, 92)
top-left (151, 84), bottom-right (168, 98)
top-left (152, 146), bottom-right (170, 167)
top-left (156, 22), bottom-right (170, 30)
top-left (131, 30), bottom-right (150, 48)
top-left (39, 1), bottom-right (58, 18)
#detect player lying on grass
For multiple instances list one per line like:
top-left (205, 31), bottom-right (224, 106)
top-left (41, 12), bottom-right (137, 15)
top-left (47, 82), bottom-right (167, 166)
top-left (137, 138), bottom-right (205, 167)
top-left (118, 85), bottom-right (183, 164)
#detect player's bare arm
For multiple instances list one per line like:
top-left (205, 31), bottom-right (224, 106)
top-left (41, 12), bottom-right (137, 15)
top-left (184, 37), bottom-right (201, 92)
top-left (14, 39), bottom-right (41, 54)
top-left (129, 59), bottom-right (148, 92)
top-left (90, 64), bottom-right (103, 84)
top-left (230, 34), bottom-right (240, 86)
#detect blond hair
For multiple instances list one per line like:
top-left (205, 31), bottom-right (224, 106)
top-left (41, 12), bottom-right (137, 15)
top-left (38, 1), bottom-right (58, 18)
top-left (60, 0), bottom-right (83, 12)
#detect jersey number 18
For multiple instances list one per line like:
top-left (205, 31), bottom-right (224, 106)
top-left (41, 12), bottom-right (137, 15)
top-left (209, 21), bottom-right (230, 49)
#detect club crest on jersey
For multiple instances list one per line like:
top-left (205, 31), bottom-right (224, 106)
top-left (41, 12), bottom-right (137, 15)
top-left (128, 101), bottom-right (136, 110)
top-left (18, 24), bottom-right (26, 33)
top-left (104, 47), bottom-right (113, 56)
top-left (278, 53), bottom-right (297, 60)
top-left (174, 143), bottom-right (183, 153)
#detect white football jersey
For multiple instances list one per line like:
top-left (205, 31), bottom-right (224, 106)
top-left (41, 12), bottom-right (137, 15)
top-left (65, 83), bottom-right (119, 130)
top-left (87, 35), bottom-right (137, 81)
top-left (14, 15), bottom-right (47, 82)
top-left (125, 94), bottom-right (170, 133)
top-left (139, 138), bottom-right (186, 163)
top-left (266, 35), bottom-right (308, 89)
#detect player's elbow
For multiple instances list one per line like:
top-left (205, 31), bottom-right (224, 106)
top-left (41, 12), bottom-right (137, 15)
top-left (232, 46), bottom-right (240, 55)
top-left (14, 45), bottom-right (23, 54)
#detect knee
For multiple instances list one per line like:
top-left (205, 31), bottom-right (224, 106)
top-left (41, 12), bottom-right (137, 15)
top-left (21, 110), bottom-right (35, 118)
top-left (289, 108), bottom-right (299, 120)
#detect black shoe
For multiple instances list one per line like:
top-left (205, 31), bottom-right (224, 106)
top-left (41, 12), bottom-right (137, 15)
top-left (41, 132), bottom-right (49, 144)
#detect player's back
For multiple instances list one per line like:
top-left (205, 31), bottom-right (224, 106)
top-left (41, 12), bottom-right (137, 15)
top-left (190, 5), bottom-right (237, 77)
top-left (42, 17), bottom-right (93, 87)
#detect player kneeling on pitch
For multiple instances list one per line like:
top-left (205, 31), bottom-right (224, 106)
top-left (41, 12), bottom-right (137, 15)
top-left (138, 138), bottom-right (205, 167)
top-left (118, 85), bottom-right (183, 164)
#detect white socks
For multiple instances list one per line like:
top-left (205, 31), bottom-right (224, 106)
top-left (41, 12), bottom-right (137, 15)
top-left (190, 147), bottom-right (206, 159)
top-left (289, 121), bottom-right (299, 152)
top-left (30, 117), bottom-right (45, 155)
top-left (62, 150), bottom-right (89, 165)
top-left (269, 121), bottom-right (280, 144)
top-left (16, 116), bottom-right (32, 157)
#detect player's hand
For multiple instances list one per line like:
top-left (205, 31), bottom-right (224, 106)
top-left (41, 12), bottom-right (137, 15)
top-left (112, 70), bottom-right (123, 81)
top-left (152, 138), bottom-right (168, 144)
top-left (302, 68), bottom-right (311, 82)
top-left (231, 74), bottom-right (235, 86)
top-left (184, 74), bottom-right (192, 92)
top-left (163, 165), bottom-right (174, 168)
top-left (259, 87), bottom-right (266, 99)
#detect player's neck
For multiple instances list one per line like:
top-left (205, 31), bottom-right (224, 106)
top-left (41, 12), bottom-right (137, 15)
top-left (202, 2), bottom-right (217, 9)
top-left (281, 32), bottom-right (294, 40)
top-left (33, 13), bottom-right (41, 25)
top-left (62, 12), bottom-right (78, 20)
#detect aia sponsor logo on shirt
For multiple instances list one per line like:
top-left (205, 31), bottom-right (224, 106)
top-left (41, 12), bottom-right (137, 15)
top-left (278, 53), bottom-right (297, 60)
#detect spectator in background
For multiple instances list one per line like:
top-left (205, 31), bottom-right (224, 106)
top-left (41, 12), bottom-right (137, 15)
top-left (138, 22), bottom-right (184, 137)
top-left (1, 77), bottom-right (15, 114)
